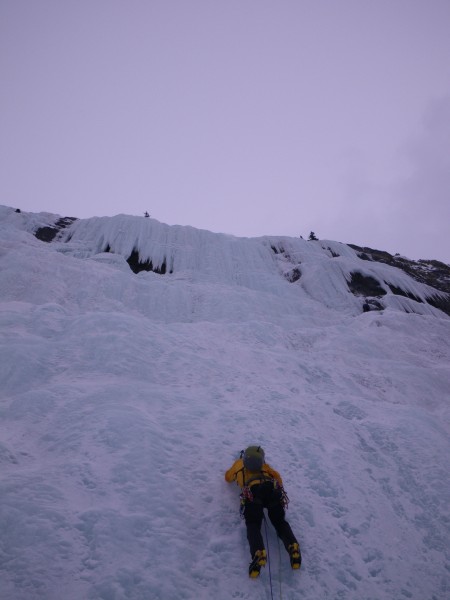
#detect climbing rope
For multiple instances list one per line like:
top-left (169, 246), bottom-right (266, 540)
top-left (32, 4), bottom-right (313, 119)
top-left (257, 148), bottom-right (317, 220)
top-left (277, 536), bottom-right (283, 600)
top-left (263, 515), bottom-right (274, 600)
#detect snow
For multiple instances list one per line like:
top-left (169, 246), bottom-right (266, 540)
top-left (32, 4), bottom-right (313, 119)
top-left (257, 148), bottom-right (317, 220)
top-left (0, 205), bottom-right (449, 599)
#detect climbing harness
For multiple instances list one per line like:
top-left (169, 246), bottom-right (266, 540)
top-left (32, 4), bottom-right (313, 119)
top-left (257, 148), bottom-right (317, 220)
top-left (239, 481), bottom-right (289, 520)
top-left (238, 463), bottom-right (276, 517)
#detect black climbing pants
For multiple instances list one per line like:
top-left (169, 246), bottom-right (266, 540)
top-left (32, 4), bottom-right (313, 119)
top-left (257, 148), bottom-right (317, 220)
top-left (243, 481), bottom-right (298, 557)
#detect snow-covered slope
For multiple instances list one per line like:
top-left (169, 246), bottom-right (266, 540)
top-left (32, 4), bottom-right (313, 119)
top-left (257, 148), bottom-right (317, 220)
top-left (0, 205), bottom-right (449, 600)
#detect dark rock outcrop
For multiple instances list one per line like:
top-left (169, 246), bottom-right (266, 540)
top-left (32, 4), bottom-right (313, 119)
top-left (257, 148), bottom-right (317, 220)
top-left (348, 272), bottom-right (386, 297)
top-left (348, 244), bottom-right (450, 316)
top-left (126, 249), bottom-right (171, 275)
top-left (35, 217), bottom-right (77, 242)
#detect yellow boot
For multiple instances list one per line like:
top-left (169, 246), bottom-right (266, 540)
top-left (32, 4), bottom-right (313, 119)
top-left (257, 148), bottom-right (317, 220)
top-left (249, 549), bottom-right (267, 578)
top-left (288, 543), bottom-right (301, 569)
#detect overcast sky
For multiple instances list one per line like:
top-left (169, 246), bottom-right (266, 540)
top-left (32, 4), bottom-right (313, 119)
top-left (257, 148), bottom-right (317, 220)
top-left (1, 1), bottom-right (449, 263)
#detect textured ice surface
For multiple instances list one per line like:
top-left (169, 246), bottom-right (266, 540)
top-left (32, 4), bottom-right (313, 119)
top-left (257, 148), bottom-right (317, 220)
top-left (0, 206), bottom-right (449, 599)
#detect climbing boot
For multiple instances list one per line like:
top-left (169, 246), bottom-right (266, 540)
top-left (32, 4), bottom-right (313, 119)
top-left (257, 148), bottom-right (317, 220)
top-left (249, 549), bottom-right (267, 578)
top-left (288, 543), bottom-right (301, 569)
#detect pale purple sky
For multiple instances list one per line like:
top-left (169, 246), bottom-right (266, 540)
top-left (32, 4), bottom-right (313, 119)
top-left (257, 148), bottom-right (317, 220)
top-left (1, 1), bottom-right (449, 262)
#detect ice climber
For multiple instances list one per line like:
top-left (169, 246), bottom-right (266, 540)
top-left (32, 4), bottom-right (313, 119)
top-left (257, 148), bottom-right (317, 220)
top-left (225, 445), bottom-right (301, 578)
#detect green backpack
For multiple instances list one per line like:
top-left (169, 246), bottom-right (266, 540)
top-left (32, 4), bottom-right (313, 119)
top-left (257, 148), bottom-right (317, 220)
top-left (242, 446), bottom-right (265, 471)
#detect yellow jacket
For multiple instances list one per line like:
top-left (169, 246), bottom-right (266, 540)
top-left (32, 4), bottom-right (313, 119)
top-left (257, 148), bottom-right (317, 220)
top-left (225, 458), bottom-right (283, 489)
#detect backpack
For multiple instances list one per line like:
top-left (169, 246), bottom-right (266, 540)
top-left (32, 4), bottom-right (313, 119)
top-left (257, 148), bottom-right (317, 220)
top-left (242, 446), bottom-right (265, 471)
